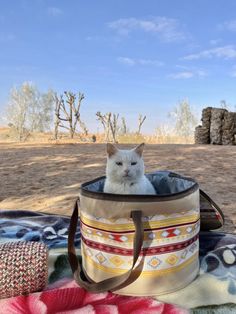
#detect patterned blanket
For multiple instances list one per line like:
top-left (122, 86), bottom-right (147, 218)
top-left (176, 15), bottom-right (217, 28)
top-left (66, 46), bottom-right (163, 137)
top-left (0, 210), bottom-right (235, 313)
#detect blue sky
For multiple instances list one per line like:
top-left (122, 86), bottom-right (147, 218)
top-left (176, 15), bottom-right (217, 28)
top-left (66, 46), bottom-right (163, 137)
top-left (1, 0), bottom-right (236, 133)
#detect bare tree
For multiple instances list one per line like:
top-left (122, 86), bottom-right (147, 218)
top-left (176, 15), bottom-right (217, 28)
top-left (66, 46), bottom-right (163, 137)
top-left (96, 111), bottom-right (120, 142)
top-left (109, 113), bottom-right (119, 143)
top-left (220, 100), bottom-right (229, 110)
top-left (6, 82), bottom-right (54, 141)
top-left (78, 120), bottom-right (88, 136)
top-left (120, 117), bottom-right (128, 135)
top-left (96, 112), bottom-right (111, 141)
top-left (137, 114), bottom-right (146, 134)
top-left (64, 91), bottom-right (76, 138)
top-left (54, 91), bottom-right (88, 139)
top-left (53, 94), bottom-right (64, 140)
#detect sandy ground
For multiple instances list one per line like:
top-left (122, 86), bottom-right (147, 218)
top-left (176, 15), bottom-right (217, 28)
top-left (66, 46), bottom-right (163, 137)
top-left (0, 142), bottom-right (235, 232)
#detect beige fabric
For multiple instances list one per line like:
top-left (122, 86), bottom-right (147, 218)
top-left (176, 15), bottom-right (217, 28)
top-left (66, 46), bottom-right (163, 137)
top-left (80, 189), bottom-right (199, 219)
top-left (79, 188), bottom-right (200, 296)
top-left (83, 249), bottom-right (199, 296)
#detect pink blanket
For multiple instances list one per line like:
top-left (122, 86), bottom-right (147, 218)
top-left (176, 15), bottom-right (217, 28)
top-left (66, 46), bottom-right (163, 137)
top-left (1, 279), bottom-right (188, 314)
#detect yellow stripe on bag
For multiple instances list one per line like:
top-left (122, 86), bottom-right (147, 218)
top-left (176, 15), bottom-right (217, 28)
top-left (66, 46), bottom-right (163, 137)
top-left (80, 213), bottom-right (200, 232)
top-left (83, 251), bottom-right (198, 277)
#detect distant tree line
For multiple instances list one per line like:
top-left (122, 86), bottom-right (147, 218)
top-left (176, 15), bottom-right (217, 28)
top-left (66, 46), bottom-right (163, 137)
top-left (5, 81), bottom-right (199, 143)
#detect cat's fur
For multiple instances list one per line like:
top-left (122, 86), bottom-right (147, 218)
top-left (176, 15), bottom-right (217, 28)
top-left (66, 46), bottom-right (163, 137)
top-left (104, 143), bottom-right (156, 195)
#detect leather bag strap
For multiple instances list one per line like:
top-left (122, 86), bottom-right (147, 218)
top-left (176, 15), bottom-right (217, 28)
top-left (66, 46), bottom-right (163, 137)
top-left (68, 200), bottom-right (144, 292)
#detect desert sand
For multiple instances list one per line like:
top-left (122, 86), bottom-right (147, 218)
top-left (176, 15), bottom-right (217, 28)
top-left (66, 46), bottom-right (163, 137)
top-left (0, 142), bottom-right (235, 232)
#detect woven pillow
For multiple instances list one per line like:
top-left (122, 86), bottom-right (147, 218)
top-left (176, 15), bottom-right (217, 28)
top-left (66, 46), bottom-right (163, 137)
top-left (0, 241), bottom-right (48, 299)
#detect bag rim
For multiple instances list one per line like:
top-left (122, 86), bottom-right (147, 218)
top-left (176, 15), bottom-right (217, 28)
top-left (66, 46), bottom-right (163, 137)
top-left (80, 172), bottom-right (199, 202)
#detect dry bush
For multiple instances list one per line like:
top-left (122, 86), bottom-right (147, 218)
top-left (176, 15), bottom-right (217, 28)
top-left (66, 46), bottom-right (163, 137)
top-left (152, 135), bottom-right (194, 144)
top-left (117, 133), bottom-right (146, 144)
top-left (0, 127), bottom-right (12, 141)
top-left (153, 124), bottom-right (194, 144)
top-left (0, 128), bottom-right (194, 144)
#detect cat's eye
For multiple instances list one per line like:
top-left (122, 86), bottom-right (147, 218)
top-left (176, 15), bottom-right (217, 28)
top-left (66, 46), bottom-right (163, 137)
top-left (131, 162), bottom-right (137, 166)
top-left (116, 162), bottom-right (123, 166)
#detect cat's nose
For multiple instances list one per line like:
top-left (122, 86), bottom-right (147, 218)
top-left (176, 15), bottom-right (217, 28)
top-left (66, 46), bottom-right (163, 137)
top-left (124, 169), bottom-right (129, 175)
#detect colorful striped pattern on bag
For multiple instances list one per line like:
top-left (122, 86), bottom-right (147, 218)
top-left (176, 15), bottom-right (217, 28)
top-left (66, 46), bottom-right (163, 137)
top-left (81, 209), bottom-right (199, 277)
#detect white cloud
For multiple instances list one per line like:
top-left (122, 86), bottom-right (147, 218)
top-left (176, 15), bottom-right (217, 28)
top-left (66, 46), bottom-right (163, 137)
top-left (209, 39), bottom-right (222, 45)
top-left (168, 69), bottom-right (207, 79)
top-left (169, 71), bottom-right (194, 79)
top-left (219, 20), bottom-right (236, 31)
top-left (47, 7), bottom-right (63, 17)
top-left (138, 59), bottom-right (164, 66)
top-left (109, 17), bottom-right (186, 42)
top-left (197, 70), bottom-right (207, 77)
top-left (175, 65), bottom-right (189, 70)
top-left (118, 57), bottom-right (136, 66)
top-left (117, 57), bottom-right (164, 66)
top-left (183, 45), bottom-right (236, 60)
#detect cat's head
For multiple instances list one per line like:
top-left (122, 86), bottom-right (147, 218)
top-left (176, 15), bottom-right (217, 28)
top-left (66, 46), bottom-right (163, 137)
top-left (105, 143), bottom-right (145, 183)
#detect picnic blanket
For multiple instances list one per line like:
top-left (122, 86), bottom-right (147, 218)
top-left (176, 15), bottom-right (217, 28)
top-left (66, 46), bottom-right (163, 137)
top-left (0, 210), bottom-right (236, 313)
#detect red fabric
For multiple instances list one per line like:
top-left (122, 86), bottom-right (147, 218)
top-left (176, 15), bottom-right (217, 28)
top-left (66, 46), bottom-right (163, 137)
top-left (0, 241), bottom-right (48, 299)
top-left (0, 279), bottom-right (189, 314)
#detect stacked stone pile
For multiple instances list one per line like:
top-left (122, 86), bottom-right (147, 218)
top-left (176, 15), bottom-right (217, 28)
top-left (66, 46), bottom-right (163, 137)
top-left (194, 107), bottom-right (212, 144)
top-left (194, 125), bottom-right (210, 144)
top-left (195, 107), bottom-right (236, 145)
top-left (222, 111), bottom-right (236, 145)
top-left (202, 107), bottom-right (212, 130)
top-left (210, 108), bottom-right (227, 144)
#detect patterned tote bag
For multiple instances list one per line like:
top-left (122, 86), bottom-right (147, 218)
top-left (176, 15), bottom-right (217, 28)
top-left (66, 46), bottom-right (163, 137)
top-left (68, 171), bottom-right (224, 296)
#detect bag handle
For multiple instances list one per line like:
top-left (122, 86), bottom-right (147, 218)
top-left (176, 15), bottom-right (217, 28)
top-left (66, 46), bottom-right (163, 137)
top-left (68, 199), bottom-right (144, 293)
top-left (200, 189), bottom-right (224, 224)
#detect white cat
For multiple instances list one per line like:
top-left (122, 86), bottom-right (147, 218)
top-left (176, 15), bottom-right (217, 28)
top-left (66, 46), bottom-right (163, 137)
top-left (104, 143), bottom-right (156, 195)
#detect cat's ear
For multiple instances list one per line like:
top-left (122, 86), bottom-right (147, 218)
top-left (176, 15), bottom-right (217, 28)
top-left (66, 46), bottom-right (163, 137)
top-left (134, 143), bottom-right (145, 157)
top-left (107, 143), bottom-right (118, 157)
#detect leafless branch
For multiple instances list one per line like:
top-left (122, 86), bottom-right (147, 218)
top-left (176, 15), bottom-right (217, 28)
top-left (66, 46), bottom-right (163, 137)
top-left (137, 114), bottom-right (146, 134)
